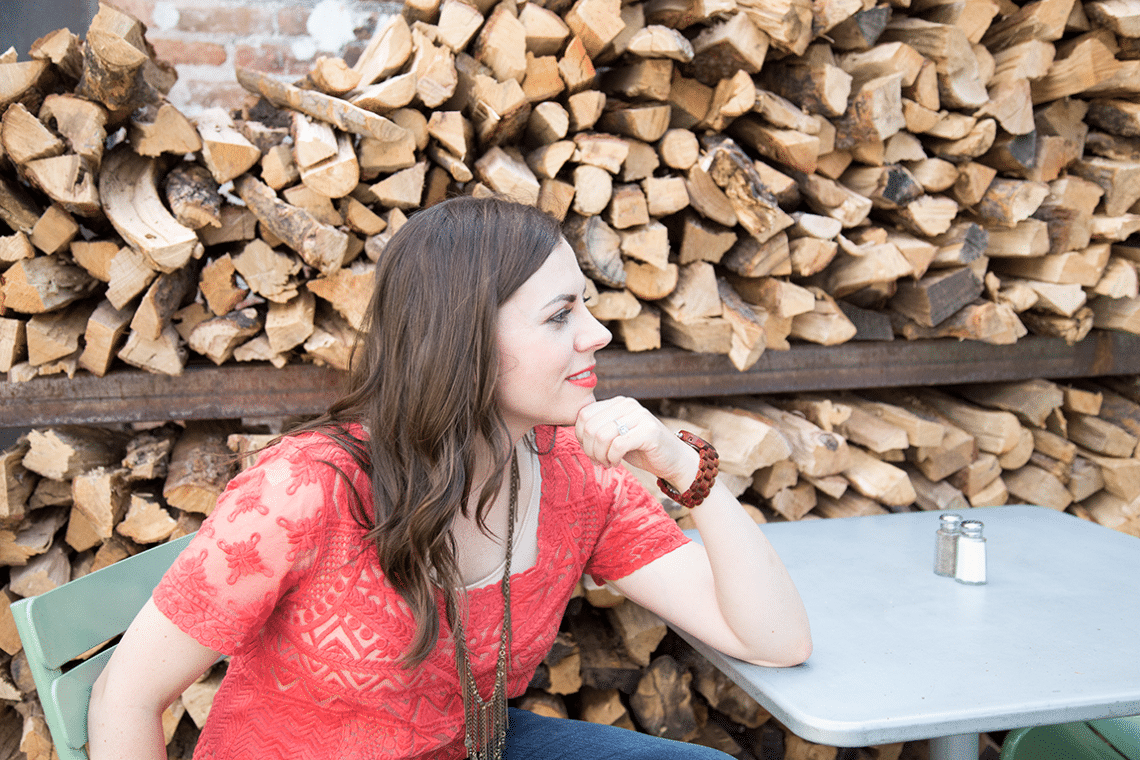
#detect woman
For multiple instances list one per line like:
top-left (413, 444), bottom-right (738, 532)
top-left (88, 196), bottom-right (811, 760)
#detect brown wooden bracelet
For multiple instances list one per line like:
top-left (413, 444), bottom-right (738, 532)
top-left (657, 430), bottom-right (719, 509)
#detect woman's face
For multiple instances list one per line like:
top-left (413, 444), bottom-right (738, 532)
top-left (496, 239), bottom-right (613, 437)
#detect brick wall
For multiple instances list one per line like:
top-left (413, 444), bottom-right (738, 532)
top-left (110, 0), bottom-right (403, 115)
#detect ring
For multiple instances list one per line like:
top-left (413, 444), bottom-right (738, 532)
top-left (616, 422), bottom-right (630, 436)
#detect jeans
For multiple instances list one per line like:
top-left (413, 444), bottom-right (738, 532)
top-left (504, 707), bottom-right (734, 759)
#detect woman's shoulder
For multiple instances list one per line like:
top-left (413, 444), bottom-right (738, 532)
top-left (254, 423), bottom-right (368, 473)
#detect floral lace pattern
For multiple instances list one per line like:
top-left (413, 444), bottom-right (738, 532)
top-left (153, 426), bottom-right (688, 760)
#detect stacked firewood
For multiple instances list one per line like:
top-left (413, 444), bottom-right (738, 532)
top-left (2, 375), bottom-right (1139, 758)
top-left (1, 0), bottom-right (1140, 379)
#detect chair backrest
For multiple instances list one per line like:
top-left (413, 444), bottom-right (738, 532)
top-left (1091, 717), bottom-right (1140, 760)
top-left (10, 534), bottom-right (194, 760)
top-left (1001, 719), bottom-right (1140, 760)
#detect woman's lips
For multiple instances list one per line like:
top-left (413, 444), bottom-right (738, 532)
top-left (566, 367), bottom-right (598, 388)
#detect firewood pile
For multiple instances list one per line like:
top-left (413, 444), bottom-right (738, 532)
top-left (1, 0), bottom-right (1140, 379)
top-left (2, 374), bottom-right (1139, 758)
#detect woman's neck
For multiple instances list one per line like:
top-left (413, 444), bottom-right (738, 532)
top-left (470, 427), bottom-right (530, 492)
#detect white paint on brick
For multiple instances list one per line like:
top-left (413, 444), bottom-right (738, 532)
top-left (152, 1), bottom-right (179, 31)
top-left (291, 37), bottom-right (319, 61)
top-left (306, 0), bottom-right (357, 53)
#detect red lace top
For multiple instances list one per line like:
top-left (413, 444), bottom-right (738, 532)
top-left (152, 425), bottom-right (688, 760)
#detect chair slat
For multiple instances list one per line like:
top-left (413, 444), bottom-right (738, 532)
top-left (52, 649), bottom-right (115, 751)
top-left (20, 535), bottom-right (193, 669)
top-left (1091, 717), bottom-right (1140, 760)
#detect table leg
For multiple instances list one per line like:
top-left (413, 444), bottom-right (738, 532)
top-left (929, 733), bottom-right (978, 760)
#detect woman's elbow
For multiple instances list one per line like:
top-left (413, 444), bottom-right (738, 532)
top-left (784, 634), bottom-right (813, 666)
top-left (745, 633), bottom-right (813, 668)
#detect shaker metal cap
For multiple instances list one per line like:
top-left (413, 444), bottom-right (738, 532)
top-left (960, 520), bottom-right (984, 537)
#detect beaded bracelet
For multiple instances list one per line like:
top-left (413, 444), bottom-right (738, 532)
top-left (657, 430), bottom-right (719, 509)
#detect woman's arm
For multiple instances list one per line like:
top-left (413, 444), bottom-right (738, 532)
top-left (88, 598), bottom-right (222, 760)
top-left (575, 397), bottom-right (812, 667)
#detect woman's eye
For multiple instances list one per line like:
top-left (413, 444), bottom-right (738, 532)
top-left (549, 309), bottom-right (571, 324)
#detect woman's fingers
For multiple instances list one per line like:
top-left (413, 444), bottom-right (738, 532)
top-left (575, 397), bottom-right (665, 469)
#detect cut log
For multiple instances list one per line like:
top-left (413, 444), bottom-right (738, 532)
top-left (1065, 411), bottom-right (1138, 458)
top-left (1004, 464), bottom-right (1073, 511)
top-left (22, 153), bottom-right (100, 217)
top-left (1, 103), bottom-right (65, 166)
top-left (188, 308), bottom-right (264, 366)
top-left (0, 256), bottom-right (99, 314)
top-left (100, 146), bottom-right (202, 272)
top-left (26, 204), bottom-right (78, 256)
top-left (190, 107), bottom-right (260, 184)
top-left (677, 212), bottom-right (736, 265)
top-left (116, 489), bottom-right (178, 544)
top-left (162, 422), bottom-right (239, 516)
top-left (894, 297), bottom-right (1027, 344)
top-left (300, 131), bottom-right (360, 199)
top-left (353, 14), bottom-right (414, 86)
top-left (731, 398), bottom-right (850, 476)
top-left (163, 164), bottom-right (221, 231)
top-left (130, 263), bottom-right (199, 342)
top-left (629, 655), bottom-right (699, 742)
top-left (904, 464), bottom-right (971, 512)
top-left (26, 300), bottom-right (96, 367)
top-left (234, 174), bottom-right (349, 278)
top-left (76, 29), bottom-right (157, 113)
top-left (688, 13), bottom-right (770, 85)
top-left (790, 287), bottom-right (857, 345)
top-left (889, 267), bottom-right (983, 327)
top-left (794, 171), bottom-right (873, 228)
top-left (812, 243), bottom-right (914, 299)
top-left (118, 324), bottom-right (187, 376)
top-left (200, 254), bottom-right (249, 318)
top-left (236, 66), bottom-right (410, 145)
top-left (0, 55), bottom-right (54, 110)
top-left (23, 426), bottom-right (128, 481)
top-left (129, 102), bottom-right (200, 158)
top-left (842, 447), bottom-right (916, 507)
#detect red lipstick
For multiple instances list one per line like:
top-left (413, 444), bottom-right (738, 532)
top-left (567, 366), bottom-right (598, 388)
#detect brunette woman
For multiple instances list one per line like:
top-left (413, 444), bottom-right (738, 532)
top-left (88, 196), bottom-right (811, 760)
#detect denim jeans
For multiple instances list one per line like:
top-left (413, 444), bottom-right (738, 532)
top-left (504, 707), bottom-right (734, 759)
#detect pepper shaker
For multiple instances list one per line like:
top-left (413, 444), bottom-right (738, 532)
top-left (934, 513), bottom-right (962, 577)
top-left (955, 519), bottom-right (987, 585)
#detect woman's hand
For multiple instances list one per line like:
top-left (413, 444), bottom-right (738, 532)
top-left (574, 396), bottom-right (699, 491)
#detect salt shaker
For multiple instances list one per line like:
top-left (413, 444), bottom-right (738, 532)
top-left (955, 519), bottom-right (987, 585)
top-left (933, 514), bottom-right (962, 577)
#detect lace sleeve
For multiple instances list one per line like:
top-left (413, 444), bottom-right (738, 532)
top-left (584, 463), bottom-right (689, 584)
top-left (153, 433), bottom-right (346, 655)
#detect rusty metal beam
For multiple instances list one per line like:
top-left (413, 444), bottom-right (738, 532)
top-left (595, 332), bottom-right (1140, 399)
top-left (4, 332), bottom-right (1140, 428)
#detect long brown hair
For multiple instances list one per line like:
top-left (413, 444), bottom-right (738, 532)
top-left (298, 196), bottom-right (562, 666)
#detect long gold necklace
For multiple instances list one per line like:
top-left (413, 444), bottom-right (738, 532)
top-left (453, 451), bottom-right (517, 760)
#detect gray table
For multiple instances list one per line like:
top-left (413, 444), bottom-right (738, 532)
top-left (677, 505), bottom-right (1140, 760)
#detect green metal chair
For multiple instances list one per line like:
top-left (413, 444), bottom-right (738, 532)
top-left (1000, 717), bottom-right (1140, 760)
top-left (9, 534), bottom-right (194, 760)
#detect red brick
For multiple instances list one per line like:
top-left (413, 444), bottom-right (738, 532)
top-left (234, 44), bottom-right (313, 77)
top-left (176, 5), bottom-right (273, 36)
top-left (150, 37), bottom-right (228, 67)
top-left (277, 7), bottom-right (311, 36)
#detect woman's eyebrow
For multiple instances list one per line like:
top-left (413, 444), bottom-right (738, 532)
top-left (542, 293), bottom-right (578, 309)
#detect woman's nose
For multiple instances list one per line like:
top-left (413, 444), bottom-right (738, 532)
top-left (578, 309), bottom-right (612, 352)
